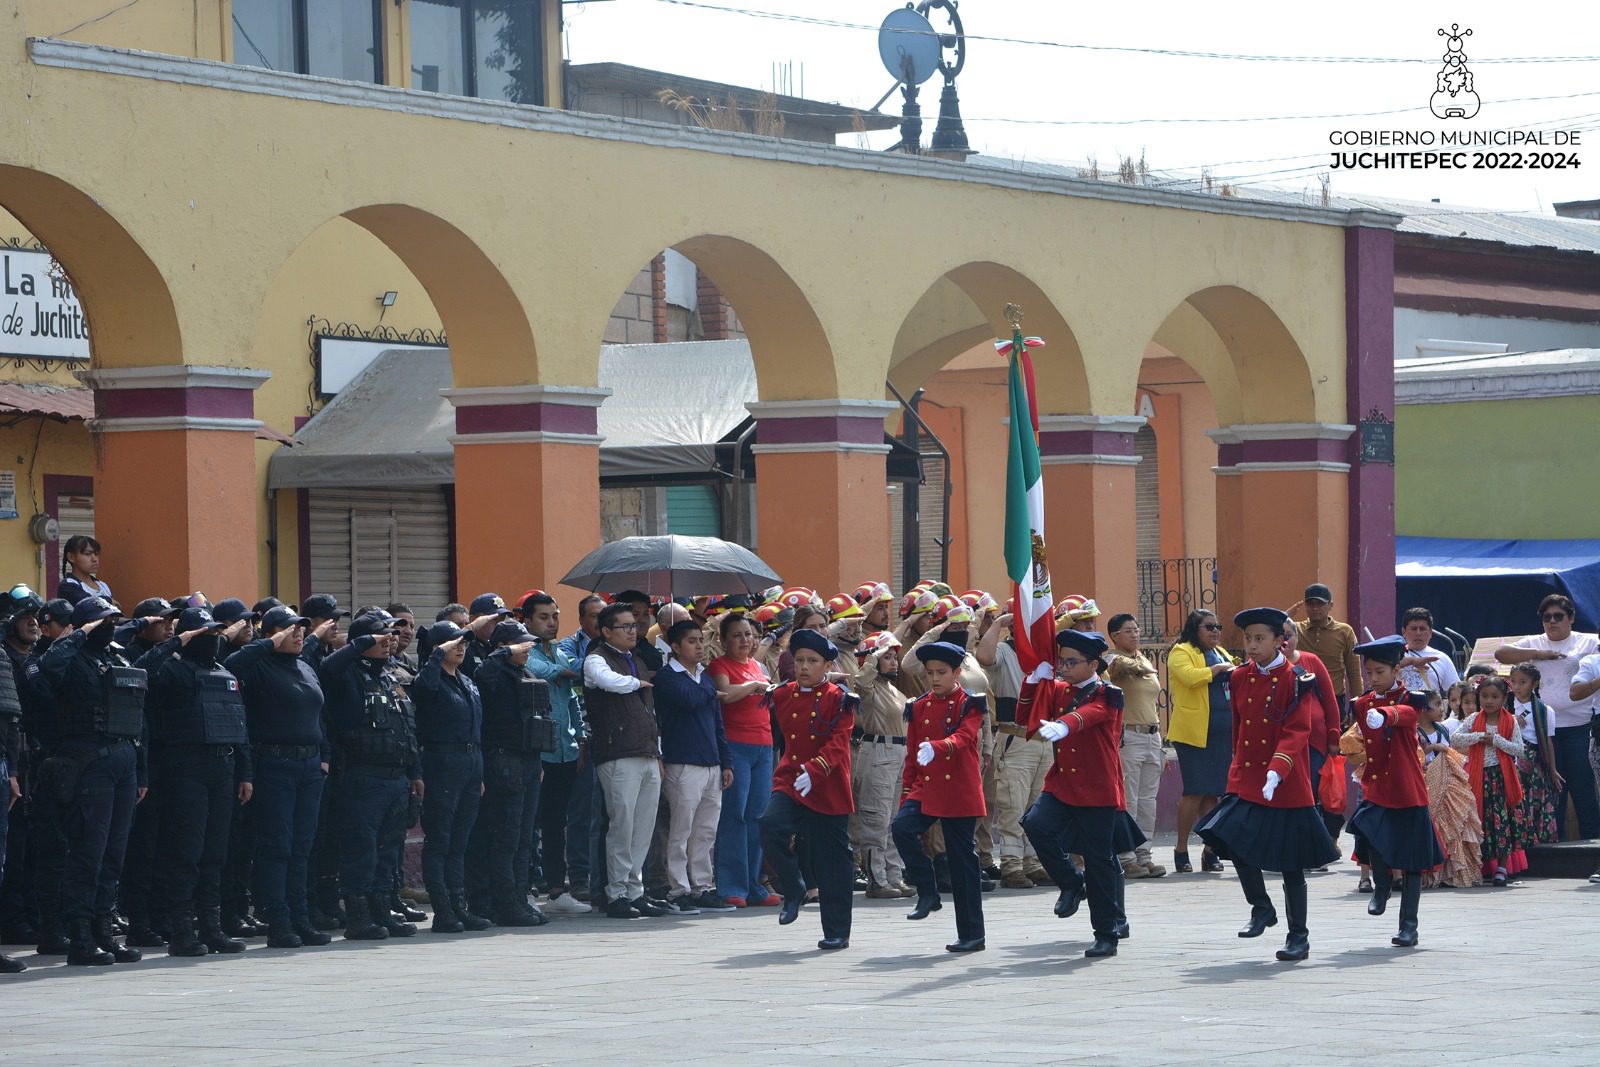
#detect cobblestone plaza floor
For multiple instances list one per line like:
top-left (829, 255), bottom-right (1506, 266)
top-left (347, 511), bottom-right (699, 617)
top-left (5, 848), bottom-right (1598, 1066)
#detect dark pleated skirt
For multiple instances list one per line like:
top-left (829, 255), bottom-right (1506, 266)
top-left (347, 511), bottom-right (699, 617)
top-left (1349, 800), bottom-right (1446, 873)
top-left (1196, 794), bottom-right (1339, 873)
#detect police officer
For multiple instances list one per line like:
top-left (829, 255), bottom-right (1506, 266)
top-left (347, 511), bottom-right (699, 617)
top-left (34, 596), bottom-right (148, 965)
top-left (461, 593), bottom-right (512, 679)
top-left (0, 587), bottom-right (38, 972)
top-left (299, 593), bottom-right (349, 671)
top-left (319, 609), bottom-right (423, 940)
top-left (114, 597), bottom-right (183, 949)
top-left (211, 598), bottom-right (266, 939)
top-left (138, 606), bottom-right (254, 956)
top-left (302, 592), bottom-right (350, 928)
top-left (414, 620), bottom-right (490, 934)
top-left (18, 598), bottom-right (74, 955)
top-left (469, 618), bottom-right (551, 928)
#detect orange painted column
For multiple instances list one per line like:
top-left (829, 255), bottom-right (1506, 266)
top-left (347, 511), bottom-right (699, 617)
top-left (84, 366), bottom-right (270, 605)
top-left (749, 400), bottom-right (895, 597)
top-left (1209, 423), bottom-right (1354, 638)
top-left (446, 386), bottom-right (606, 616)
top-left (1036, 415), bottom-right (1144, 623)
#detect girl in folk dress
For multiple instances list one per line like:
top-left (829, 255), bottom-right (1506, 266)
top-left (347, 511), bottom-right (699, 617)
top-left (1416, 690), bottom-right (1481, 888)
top-left (1450, 676), bottom-right (1525, 887)
top-left (1508, 664), bottom-right (1561, 845)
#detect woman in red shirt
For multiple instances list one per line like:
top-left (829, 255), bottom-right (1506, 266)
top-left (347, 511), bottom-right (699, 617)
top-left (710, 615), bottom-right (776, 907)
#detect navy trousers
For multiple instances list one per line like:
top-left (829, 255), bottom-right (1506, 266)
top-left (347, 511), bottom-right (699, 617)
top-left (335, 765), bottom-right (411, 897)
top-left (893, 801), bottom-right (983, 942)
top-left (759, 792), bottom-right (852, 941)
top-left (467, 749), bottom-right (541, 906)
top-left (420, 750), bottom-right (483, 894)
top-left (251, 754), bottom-right (325, 926)
top-left (1022, 793), bottom-right (1126, 939)
top-left (59, 739), bottom-right (138, 922)
top-left (153, 748), bottom-right (237, 921)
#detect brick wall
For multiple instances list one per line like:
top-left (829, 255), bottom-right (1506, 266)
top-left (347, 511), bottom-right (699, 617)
top-left (603, 253), bottom-right (747, 345)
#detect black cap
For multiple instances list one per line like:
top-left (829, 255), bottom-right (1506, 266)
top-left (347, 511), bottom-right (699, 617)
top-left (131, 597), bottom-right (180, 620)
top-left (212, 598), bottom-right (258, 625)
top-left (425, 620), bottom-right (469, 648)
top-left (302, 593), bottom-right (349, 621)
top-left (490, 620), bottom-right (533, 647)
top-left (469, 593), bottom-right (511, 618)
top-left (789, 628), bottom-right (837, 661)
top-left (348, 610), bottom-right (397, 640)
top-left (251, 597), bottom-right (285, 616)
top-left (1355, 634), bottom-right (1407, 666)
top-left (1234, 607), bottom-right (1291, 632)
top-left (71, 596), bottom-right (121, 627)
top-left (260, 605), bottom-right (311, 632)
top-left (40, 599), bottom-right (74, 626)
top-left (177, 606), bottom-right (225, 633)
top-left (1303, 583), bottom-right (1333, 604)
top-left (1056, 629), bottom-right (1110, 660)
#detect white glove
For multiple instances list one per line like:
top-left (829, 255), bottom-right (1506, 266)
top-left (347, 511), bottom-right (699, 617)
top-left (1365, 709), bottom-right (1386, 730)
top-left (1038, 720), bottom-right (1069, 742)
top-left (1026, 661), bottom-right (1055, 684)
top-left (1262, 769), bottom-right (1281, 802)
top-left (795, 770), bottom-right (813, 797)
top-left (917, 741), bottom-right (936, 766)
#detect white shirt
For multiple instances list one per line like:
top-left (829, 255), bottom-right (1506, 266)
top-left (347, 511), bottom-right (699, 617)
top-left (1571, 653), bottom-right (1600, 723)
top-left (583, 643), bottom-right (642, 694)
top-left (1510, 632), bottom-right (1600, 728)
top-left (667, 657), bottom-right (704, 683)
top-left (1398, 643), bottom-right (1460, 695)
top-left (1513, 696), bottom-right (1555, 745)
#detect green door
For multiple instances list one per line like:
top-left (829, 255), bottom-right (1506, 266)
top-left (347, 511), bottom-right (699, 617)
top-left (666, 484), bottom-right (722, 537)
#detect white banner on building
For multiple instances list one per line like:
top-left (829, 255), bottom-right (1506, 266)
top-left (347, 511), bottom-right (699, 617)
top-left (0, 248), bottom-right (90, 361)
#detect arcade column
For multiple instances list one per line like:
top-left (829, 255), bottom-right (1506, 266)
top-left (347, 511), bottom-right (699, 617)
top-left (1036, 414), bottom-right (1145, 617)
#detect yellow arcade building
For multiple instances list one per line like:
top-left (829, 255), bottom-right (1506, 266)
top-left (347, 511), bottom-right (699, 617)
top-left (0, 0), bottom-right (1399, 634)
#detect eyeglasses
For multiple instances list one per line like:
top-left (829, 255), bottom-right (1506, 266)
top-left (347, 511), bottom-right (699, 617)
top-left (606, 623), bottom-right (639, 632)
top-left (1058, 657), bottom-right (1087, 668)
top-left (1200, 623), bottom-right (1223, 632)
top-left (1541, 612), bottom-right (1569, 622)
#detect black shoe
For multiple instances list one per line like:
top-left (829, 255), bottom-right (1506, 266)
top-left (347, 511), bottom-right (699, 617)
top-left (222, 913), bottom-right (255, 939)
top-left (493, 900), bottom-right (544, 928)
top-left (429, 890), bottom-right (466, 934)
top-left (166, 914), bottom-right (208, 957)
top-left (93, 915), bottom-right (142, 963)
top-left (125, 926), bottom-right (168, 948)
top-left (981, 863), bottom-right (1002, 881)
top-left (66, 919), bottom-right (114, 966)
top-left (695, 892), bottom-right (737, 912)
top-left (1111, 920), bottom-right (1130, 941)
top-left (1054, 883), bottom-right (1085, 919)
top-left (200, 924), bottom-right (247, 954)
top-left (606, 897), bottom-right (642, 919)
top-left (979, 878), bottom-right (998, 893)
top-left (946, 937), bottom-right (985, 953)
top-left (266, 922), bottom-right (304, 949)
top-left (1085, 936), bottom-right (1119, 958)
top-left (666, 896), bottom-right (702, 916)
top-left (630, 896), bottom-right (670, 917)
top-left (0, 953), bottom-right (25, 973)
top-left (392, 895), bottom-right (428, 923)
top-left (342, 896), bottom-right (388, 941)
top-left (1368, 893), bottom-right (1389, 916)
top-left (853, 875), bottom-right (869, 892)
top-left (370, 894), bottom-right (415, 937)
top-left (1173, 850), bottom-right (1193, 873)
top-left (36, 929), bottom-right (71, 956)
top-left (1238, 910), bottom-right (1278, 938)
top-left (907, 895), bottom-right (942, 921)
top-left (778, 897), bottom-right (802, 925)
top-left (451, 893), bottom-right (495, 931)
top-left (293, 922), bottom-right (333, 946)
top-left (1276, 937), bottom-right (1310, 961)
top-left (817, 937), bottom-right (849, 951)
top-left (1201, 848), bottom-right (1225, 873)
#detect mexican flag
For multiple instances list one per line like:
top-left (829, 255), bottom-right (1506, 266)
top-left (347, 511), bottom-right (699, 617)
top-left (999, 326), bottom-right (1055, 678)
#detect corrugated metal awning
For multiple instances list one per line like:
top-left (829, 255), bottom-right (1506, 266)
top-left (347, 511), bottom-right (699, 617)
top-left (0, 380), bottom-right (293, 443)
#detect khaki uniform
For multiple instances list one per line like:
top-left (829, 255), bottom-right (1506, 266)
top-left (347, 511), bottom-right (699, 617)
top-left (849, 655), bottom-right (909, 890)
top-left (1109, 651), bottom-right (1164, 866)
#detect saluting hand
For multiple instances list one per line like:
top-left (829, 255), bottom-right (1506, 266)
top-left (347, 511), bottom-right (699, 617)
top-left (222, 619), bottom-right (252, 643)
top-left (509, 641), bottom-right (536, 655)
top-left (437, 635), bottom-right (468, 653)
top-left (469, 614), bottom-right (500, 638)
top-left (176, 626), bottom-right (215, 646)
top-left (311, 618), bottom-right (338, 641)
top-left (269, 625), bottom-right (302, 651)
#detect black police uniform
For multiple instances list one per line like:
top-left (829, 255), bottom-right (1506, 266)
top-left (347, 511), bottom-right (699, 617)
top-left (413, 635), bottom-right (489, 933)
top-left (319, 622), bottom-right (421, 940)
top-left (138, 624), bottom-right (254, 957)
top-left (115, 628), bottom-right (169, 947)
top-left (33, 604), bottom-right (148, 965)
top-left (0, 634), bottom-right (26, 971)
top-left (19, 629), bottom-right (70, 955)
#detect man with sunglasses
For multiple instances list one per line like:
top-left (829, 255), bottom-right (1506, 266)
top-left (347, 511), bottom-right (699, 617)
top-left (1498, 594), bottom-right (1600, 839)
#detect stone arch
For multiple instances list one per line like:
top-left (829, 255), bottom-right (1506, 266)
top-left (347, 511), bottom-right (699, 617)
top-left (0, 164), bottom-right (182, 367)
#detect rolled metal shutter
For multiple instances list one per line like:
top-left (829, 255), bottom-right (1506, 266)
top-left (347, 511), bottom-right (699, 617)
top-left (1134, 426), bottom-right (1161, 563)
top-left (307, 487), bottom-right (450, 619)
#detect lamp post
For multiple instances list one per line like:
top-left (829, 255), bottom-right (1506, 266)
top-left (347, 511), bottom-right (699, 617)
top-left (921, 0), bottom-right (973, 158)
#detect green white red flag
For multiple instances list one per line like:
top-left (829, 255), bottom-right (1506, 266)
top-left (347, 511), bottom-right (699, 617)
top-left (1001, 326), bottom-right (1054, 678)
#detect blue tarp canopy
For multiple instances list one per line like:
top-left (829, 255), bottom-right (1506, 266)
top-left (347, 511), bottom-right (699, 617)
top-left (1396, 536), bottom-right (1600, 643)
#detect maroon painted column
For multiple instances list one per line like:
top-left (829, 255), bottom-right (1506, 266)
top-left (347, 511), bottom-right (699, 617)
top-left (1345, 225), bottom-right (1397, 636)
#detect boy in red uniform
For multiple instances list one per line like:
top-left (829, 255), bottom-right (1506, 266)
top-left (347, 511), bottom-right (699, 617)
top-left (758, 628), bottom-right (857, 951)
top-left (1197, 608), bottom-right (1339, 962)
top-left (1349, 635), bottom-right (1444, 948)
top-left (1018, 629), bottom-right (1140, 959)
top-left (892, 641), bottom-right (988, 953)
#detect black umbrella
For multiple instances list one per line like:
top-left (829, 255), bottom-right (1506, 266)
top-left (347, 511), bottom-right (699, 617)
top-left (558, 535), bottom-right (782, 598)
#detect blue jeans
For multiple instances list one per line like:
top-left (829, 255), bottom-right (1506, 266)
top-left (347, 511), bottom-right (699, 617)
top-left (715, 741), bottom-right (773, 901)
top-left (251, 754), bottom-right (325, 927)
top-left (566, 756), bottom-right (594, 888)
top-left (420, 750), bottom-right (483, 893)
top-left (1554, 725), bottom-right (1600, 839)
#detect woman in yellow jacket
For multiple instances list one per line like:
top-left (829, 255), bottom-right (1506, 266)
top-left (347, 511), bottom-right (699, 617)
top-left (1167, 609), bottom-right (1238, 873)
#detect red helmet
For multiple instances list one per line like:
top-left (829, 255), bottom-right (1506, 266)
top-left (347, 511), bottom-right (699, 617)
top-left (749, 603), bottom-right (785, 633)
top-left (853, 581), bottom-right (893, 606)
top-left (778, 587), bottom-right (819, 609)
top-left (826, 594), bottom-right (864, 621)
top-left (898, 588), bottom-right (939, 620)
top-left (933, 595), bottom-right (975, 627)
top-left (859, 630), bottom-right (902, 659)
top-left (960, 590), bottom-right (998, 615)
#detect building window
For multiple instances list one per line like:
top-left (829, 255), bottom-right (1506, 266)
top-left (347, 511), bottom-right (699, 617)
top-left (233, 0), bottom-right (383, 83)
top-left (411, 0), bottom-right (545, 106)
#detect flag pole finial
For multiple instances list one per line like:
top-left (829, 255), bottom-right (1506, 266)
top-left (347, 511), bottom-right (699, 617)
top-left (1004, 303), bottom-right (1023, 329)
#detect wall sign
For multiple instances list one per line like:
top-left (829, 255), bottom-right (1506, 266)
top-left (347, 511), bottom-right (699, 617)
top-left (0, 472), bottom-right (17, 520)
top-left (1359, 408), bottom-right (1395, 465)
top-left (0, 248), bottom-right (90, 361)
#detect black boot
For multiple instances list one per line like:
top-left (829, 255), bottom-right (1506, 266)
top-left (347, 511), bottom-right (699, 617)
top-left (1235, 863), bottom-right (1278, 938)
top-left (93, 914), bottom-right (142, 963)
top-left (370, 893), bottom-right (416, 937)
top-left (266, 919), bottom-right (303, 949)
top-left (66, 918), bottom-right (114, 966)
top-left (455, 892), bottom-right (497, 931)
top-left (392, 892), bottom-right (427, 923)
top-left (342, 895), bottom-right (387, 941)
top-left (1392, 872), bottom-right (1421, 947)
top-left (1368, 861), bottom-right (1391, 916)
top-left (200, 908), bottom-right (247, 954)
top-left (428, 886), bottom-right (465, 933)
top-left (906, 894), bottom-right (942, 921)
top-left (166, 912), bottom-right (208, 957)
top-left (0, 952), bottom-right (24, 973)
top-left (1, 917), bottom-right (39, 946)
top-left (35, 899), bottom-right (70, 955)
top-left (311, 878), bottom-right (345, 930)
top-left (223, 910), bottom-right (265, 938)
top-left (125, 922), bottom-right (167, 948)
top-left (1276, 879), bottom-right (1310, 961)
top-left (292, 918), bottom-right (333, 946)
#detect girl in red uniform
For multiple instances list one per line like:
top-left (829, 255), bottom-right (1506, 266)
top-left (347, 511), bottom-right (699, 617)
top-left (892, 641), bottom-right (988, 952)
top-left (1347, 636), bottom-right (1445, 947)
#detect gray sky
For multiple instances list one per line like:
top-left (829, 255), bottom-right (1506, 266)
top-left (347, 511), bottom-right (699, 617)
top-left (564, 0), bottom-right (1599, 214)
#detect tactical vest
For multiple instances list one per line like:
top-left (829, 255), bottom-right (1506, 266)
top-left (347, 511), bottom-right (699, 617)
top-left (196, 669), bottom-right (249, 745)
top-left (514, 676), bottom-right (556, 752)
top-left (341, 669), bottom-right (418, 767)
top-left (482, 668), bottom-right (555, 753)
top-left (65, 661), bottom-right (147, 740)
top-left (0, 657), bottom-right (20, 721)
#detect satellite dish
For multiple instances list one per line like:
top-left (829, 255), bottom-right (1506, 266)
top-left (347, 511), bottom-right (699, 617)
top-left (878, 6), bottom-right (940, 86)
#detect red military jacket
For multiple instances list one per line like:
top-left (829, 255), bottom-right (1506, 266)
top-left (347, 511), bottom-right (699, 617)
top-left (1019, 676), bottom-right (1126, 809)
top-left (1227, 659), bottom-right (1316, 809)
top-left (770, 681), bottom-right (856, 816)
top-left (900, 687), bottom-right (987, 818)
top-left (1354, 687), bottom-right (1429, 809)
